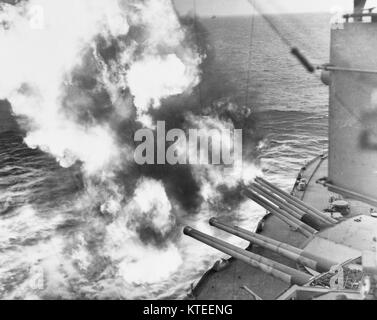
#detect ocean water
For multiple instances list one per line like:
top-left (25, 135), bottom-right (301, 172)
top-left (201, 13), bottom-right (330, 187)
top-left (0, 13), bottom-right (330, 299)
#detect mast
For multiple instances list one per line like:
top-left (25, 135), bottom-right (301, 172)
top-left (354, 0), bottom-right (367, 14)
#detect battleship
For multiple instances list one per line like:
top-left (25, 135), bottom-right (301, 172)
top-left (1, 0), bottom-right (377, 303)
top-left (184, 0), bottom-right (377, 300)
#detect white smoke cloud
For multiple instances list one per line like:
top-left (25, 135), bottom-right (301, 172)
top-left (126, 0), bottom-right (202, 127)
top-left (0, 0), bottom-right (262, 299)
top-left (104, 177), bottom-right (181, 284)
top-left (127, 54), bottom-right (200, 127)
top-left (0, 0), bottom-right (202, 173)
top-left (131, 178), bottom-right (175, 233)
top-left (0, 0), bottom-right (129, 174)
top-left (0, 0), bottom-right (203, 294)
top-left (185, 113), bottom-right (261, 201)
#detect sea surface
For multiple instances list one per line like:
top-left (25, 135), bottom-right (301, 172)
top-left (0, 13), bottom-right (330, 299)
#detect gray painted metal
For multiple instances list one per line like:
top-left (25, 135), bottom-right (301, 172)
top-left (325, 66), bottom-right (377, 74)
top-left (354, 0), bottom-right (367, 13)
top-left (329, 22), bottom-right (377, 201)
top-left (183, 227), bottom-right (312, 286)
top-left (243, 189), bottom-right (316, 237)
top-left (250, 183), bottom-right (325, 230)
top-left (209, 218), bottom-right (336, 273)
top-left (249, 184), bottom-right (302, 220)
top-left (323, 180), bottom-right (377, 208)
top-left (256, 177), bottom-right (337, 224)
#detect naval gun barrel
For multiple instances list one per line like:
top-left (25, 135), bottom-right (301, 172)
top-left (243, 189), bottom-right (316, 237)
top-left (249, 184), bottom-right (302, 220)
top-left (249, 183), bottom-right (328, 231)
top-left (209, 218), bottom-right (336, 273)
top-left (291, 47), bottom-right (315, 73)
top-left (255, 177), bottom-right (337, 225)
top-left (183, 227), bottom-right (312, 286)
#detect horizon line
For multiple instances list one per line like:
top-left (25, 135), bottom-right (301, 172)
top-left (179, 11), bottom-right (334, 18)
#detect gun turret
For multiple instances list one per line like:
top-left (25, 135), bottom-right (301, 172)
top-left (209, 218), bottom-right (337, 273)
top-left (183, 227), bottom-right (312, 286)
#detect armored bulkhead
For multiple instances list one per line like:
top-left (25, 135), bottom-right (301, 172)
top-left (322, 1), bottom-right (377, 206)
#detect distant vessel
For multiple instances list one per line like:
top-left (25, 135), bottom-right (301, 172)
top-left (184, 0), bottom-right (377, 300)
top-left (211, 15), bottom-right (216, 19)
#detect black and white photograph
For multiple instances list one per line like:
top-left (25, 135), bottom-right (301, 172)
top-left (0, 0), bottom-right (376, 308)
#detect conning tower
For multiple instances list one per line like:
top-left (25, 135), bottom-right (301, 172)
top-left (319, 0), bottom-right (377, 207)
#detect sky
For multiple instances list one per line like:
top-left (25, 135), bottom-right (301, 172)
top-left (173, 0), bottom-right (377, 16)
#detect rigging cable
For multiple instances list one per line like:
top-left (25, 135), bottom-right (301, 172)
top-left (244, 0), bottom-right (256, 108)
top-left (246, 0), bottom-right (315, 73)
top-left (246, 0), bottom-right (377, 135)
top-left (193, 0), bottom-right (204, 109)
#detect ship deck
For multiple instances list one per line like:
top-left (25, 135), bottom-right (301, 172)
top-left (191, 154), bottom-right (332, 300)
